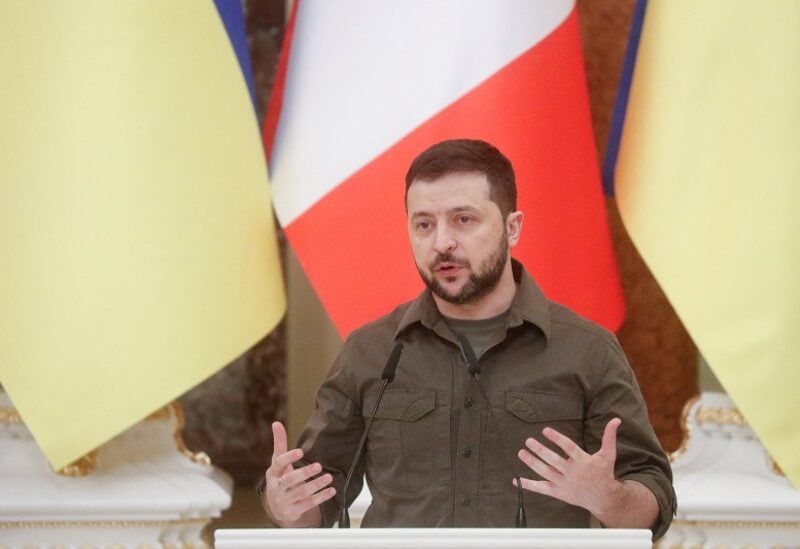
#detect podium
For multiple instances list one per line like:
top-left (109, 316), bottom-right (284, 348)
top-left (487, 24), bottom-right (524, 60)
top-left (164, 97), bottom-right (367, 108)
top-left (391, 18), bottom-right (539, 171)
top-left (214, 528), bottom-right (653, 548)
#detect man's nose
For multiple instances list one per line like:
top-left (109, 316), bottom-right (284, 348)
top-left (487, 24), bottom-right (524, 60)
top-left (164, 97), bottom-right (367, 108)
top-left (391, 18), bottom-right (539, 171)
top-left (433, 226), bottom-right (456, 254)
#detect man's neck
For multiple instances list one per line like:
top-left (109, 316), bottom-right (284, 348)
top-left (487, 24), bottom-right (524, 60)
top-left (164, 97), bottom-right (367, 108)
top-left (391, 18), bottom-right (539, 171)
top-left (433, 262), bottom-right (517, 320)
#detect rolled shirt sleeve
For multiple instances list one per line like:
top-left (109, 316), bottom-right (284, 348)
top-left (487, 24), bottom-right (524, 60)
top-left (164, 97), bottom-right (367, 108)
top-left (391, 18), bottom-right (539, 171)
top-left (583, 337), bottom-right (677, 539)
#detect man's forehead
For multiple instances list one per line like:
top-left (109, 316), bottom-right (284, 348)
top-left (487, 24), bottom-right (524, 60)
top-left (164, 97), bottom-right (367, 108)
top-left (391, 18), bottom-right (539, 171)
top-left (408, 172), bottom-right (491, 200)
top-left (411, 170), bottom-right (488, 186)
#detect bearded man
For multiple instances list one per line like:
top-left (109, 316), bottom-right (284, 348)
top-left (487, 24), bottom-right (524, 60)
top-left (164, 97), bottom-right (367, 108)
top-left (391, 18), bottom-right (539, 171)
top-left (260, 139), bottom-right (675, 539)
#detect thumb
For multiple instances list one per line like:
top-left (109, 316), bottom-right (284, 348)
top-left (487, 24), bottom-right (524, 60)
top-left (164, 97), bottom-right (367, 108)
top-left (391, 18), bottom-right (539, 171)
top-left (271, 421), bottom-right (288, 464)
top-left (599, 417), bottom-right (621, 462)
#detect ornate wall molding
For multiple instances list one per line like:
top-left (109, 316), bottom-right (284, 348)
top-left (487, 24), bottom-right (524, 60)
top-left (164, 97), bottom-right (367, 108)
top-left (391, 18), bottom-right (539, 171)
top-left (0, 406), bottom-right (22, 424)
top-left (0, 389), bottom-right (232, 549)
top-left (659, 393), bottom-right (800, 549)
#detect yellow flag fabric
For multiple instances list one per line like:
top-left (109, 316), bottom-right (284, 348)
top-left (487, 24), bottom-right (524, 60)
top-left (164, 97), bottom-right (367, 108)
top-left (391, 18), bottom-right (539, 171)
top-left (615, 1), bottom-right (800, 486)
top-left (0, 3), bottom-right (285, 470)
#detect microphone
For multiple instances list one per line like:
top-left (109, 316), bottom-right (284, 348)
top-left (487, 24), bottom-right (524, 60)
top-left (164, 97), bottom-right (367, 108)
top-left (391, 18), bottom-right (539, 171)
top-left (455, 332), bottom-right (527, 528)
top-left (338, 341), bottom-right (404, 527)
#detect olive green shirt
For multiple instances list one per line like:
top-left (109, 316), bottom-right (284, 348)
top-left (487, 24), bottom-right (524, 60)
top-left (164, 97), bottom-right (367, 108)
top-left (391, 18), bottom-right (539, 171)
top-left (445, 312), bottom-right (508, 359)
top-left (296, 261), bottom-right (676, 537)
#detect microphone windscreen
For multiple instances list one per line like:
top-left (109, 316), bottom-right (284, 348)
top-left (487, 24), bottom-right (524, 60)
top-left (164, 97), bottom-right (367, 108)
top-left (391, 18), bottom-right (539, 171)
top-left (455, 332), bottom-right (481, 376)
top-left (381, 341), bottom-right (404, 382)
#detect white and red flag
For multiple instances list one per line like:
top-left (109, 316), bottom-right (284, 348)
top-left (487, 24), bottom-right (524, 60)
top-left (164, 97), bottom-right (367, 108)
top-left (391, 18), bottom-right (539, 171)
top-left (265, 0), bottom-right (623, 337)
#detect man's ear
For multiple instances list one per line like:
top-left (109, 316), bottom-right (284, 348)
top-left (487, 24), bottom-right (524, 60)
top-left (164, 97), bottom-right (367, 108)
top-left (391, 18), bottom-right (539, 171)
top-left (506, 211), bottom-right (524, 248)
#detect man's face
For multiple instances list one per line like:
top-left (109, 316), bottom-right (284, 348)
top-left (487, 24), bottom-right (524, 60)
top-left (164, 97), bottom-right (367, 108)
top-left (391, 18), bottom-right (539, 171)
top-left (406, 172), bottom-right (511, 305)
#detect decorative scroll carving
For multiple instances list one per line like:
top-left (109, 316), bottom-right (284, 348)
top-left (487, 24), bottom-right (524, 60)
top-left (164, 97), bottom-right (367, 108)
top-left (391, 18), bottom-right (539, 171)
top-left (660, 393), bottom-right (800, 548)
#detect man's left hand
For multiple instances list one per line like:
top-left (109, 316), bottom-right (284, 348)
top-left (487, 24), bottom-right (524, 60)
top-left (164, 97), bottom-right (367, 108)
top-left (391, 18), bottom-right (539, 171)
top-left (516, 417), bottom-right (621, 516)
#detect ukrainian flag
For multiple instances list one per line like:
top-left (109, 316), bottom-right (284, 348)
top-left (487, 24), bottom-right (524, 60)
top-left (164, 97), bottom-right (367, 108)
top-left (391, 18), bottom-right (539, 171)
top-left (0, 2), bottom-right (285, 470)
top-left (606, 1), bottom-right (800, 487)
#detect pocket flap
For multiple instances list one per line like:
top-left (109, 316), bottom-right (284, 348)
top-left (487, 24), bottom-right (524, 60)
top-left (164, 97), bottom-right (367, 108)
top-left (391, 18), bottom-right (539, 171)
top-left (362, 388), bottom-right (436, 422)
top-left (504, 389), bottom-right (583, 422)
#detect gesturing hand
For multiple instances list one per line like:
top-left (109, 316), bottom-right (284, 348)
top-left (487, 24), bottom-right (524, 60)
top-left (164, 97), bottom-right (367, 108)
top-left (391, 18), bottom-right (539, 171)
top-left (263, 421), bottom-right (336, 527)
top-left (515, 418), bottom-right (622, 517)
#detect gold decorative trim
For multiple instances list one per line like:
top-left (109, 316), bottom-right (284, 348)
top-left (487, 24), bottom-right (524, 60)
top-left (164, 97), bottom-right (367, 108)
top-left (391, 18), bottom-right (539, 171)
top-left (144, 403), bottom-right (211, 466)
top-left (670, 396), bottom-right (787, 478)
top-left (0, 518), bottom-right (207, 529)
top-left (146, 406), bottom-right (173, 422)
top-left (695, 407), bottom-right (747, 426)
top-left (169, 402), bottom-right (211, 466)
top-left (2, 401), bottom-right (212, 471)
top-left (57, 451), bottom-right (98, 477)
top-left (0, 406), bottom-right (22, 424)
top-left (671, 398), bottom-right (748, 463)
top-left (669, 395), bottom-right (699, 462)
top-left (0, 404), bottom-right (98, 476)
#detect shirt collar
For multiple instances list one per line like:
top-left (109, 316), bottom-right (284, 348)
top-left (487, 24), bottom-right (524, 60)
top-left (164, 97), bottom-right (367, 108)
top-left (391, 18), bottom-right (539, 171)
top-left (395, 259), bottom-right (552, 342)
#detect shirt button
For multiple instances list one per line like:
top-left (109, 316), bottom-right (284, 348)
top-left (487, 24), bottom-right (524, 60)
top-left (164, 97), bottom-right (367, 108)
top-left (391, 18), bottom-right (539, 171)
top-left (464, 397), bottom-right (473, 408)
top-left (462, 447), bottom-right (472, 458)
top-left (461, 496), bottom-right (471, 507)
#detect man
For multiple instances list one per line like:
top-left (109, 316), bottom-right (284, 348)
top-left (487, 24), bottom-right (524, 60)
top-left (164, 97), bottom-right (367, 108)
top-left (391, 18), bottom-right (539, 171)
top-left (262, 139), bottom-right (675, 537)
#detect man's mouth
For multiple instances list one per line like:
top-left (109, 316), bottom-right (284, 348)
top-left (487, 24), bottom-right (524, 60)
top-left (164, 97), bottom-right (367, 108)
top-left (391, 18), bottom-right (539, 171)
top-left (433, 261), bottom-right (465, 275)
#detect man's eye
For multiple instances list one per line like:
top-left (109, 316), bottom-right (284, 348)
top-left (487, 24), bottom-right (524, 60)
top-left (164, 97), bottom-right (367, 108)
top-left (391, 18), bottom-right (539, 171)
top-left (458, 216), bottom-right (472, 224)
top-left (416, 221), bottom-right (431, 230)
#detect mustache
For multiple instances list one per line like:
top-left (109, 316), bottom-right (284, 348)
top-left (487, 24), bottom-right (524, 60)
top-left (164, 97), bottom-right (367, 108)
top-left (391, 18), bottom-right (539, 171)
top-left (430, 253), bottom-right (470, 270)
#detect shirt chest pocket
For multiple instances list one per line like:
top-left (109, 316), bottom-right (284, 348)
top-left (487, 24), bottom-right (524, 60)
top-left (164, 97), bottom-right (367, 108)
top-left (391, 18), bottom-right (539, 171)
top-left (362, 388), bottom-right (438, 493)
top-left (501, 389), bottom-right (585, 450)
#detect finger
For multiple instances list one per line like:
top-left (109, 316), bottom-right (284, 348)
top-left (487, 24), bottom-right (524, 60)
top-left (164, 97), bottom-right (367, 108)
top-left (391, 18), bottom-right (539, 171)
top-left (271, 421), bottom-right (289, 464)
top-left (275, 486), bottom-right (337, 523)
top-left (271, 447), bottom-right (304, 474)
top-left (284, 486), bottom-right (337, 520)
top-left (523, 437), bottom-right (569, 473)
top-left (599, 417), bottom-right (621, 460)
top-left (287, 473), bottom-right (334, 501)
top-left (279, 462), bottom-right (324, 490)
top-left (306, 486), bottom-right (337, 508)
top-left (542, 427), bottom-right (584, 460)
top-left (515, 477), bottom-right (555, 497)
top-left (518, 449), bottom-right (562, 482)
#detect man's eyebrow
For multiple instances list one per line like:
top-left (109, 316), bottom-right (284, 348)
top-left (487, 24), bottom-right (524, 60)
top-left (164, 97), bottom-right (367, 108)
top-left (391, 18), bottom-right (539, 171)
top-left (410, 206), bottom-right (480, 219)
top-left (449, 206), bottom-right (480, 214)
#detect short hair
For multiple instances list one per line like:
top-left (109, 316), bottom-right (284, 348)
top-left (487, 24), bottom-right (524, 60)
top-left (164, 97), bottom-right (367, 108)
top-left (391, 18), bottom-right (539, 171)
top-left (405, 139), bottom-right (517, 219)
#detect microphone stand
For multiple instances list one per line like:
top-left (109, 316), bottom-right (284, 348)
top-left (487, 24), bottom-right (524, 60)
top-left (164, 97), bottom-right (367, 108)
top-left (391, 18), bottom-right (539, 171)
top-left (338, 342), bottom-right (404, 528)
top-left (456, 332), bottom-right (527, 528)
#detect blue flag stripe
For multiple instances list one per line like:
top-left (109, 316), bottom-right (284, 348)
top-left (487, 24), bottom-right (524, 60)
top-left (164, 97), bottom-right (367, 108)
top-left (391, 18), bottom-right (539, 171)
top-left (213, 0), bottom-right (257, 111)
top-left (602, 0), bottom-right (648, 197)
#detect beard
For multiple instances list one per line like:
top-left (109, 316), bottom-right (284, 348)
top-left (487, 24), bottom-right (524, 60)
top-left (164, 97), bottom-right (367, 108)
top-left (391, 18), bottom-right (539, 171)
top-left (416, 230), bottom-right (509, 306)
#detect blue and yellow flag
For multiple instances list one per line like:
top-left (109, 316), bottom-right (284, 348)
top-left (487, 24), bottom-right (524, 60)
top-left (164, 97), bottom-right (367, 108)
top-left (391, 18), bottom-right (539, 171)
top-left (607, 0), bottom-right (800, 486)
top-left (0, 2), bottom-right (285, 470)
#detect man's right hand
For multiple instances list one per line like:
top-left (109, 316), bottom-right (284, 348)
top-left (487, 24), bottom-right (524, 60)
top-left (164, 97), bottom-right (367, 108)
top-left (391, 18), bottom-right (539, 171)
top-left (263, 421), bottom-right (337, 528)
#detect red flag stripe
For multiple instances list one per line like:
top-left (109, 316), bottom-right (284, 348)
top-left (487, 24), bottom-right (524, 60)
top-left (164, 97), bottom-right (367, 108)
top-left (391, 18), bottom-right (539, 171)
top-left (262, 0), bottom-right (299, 160)
top-left (285, 8), bottom-right (623, 337)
